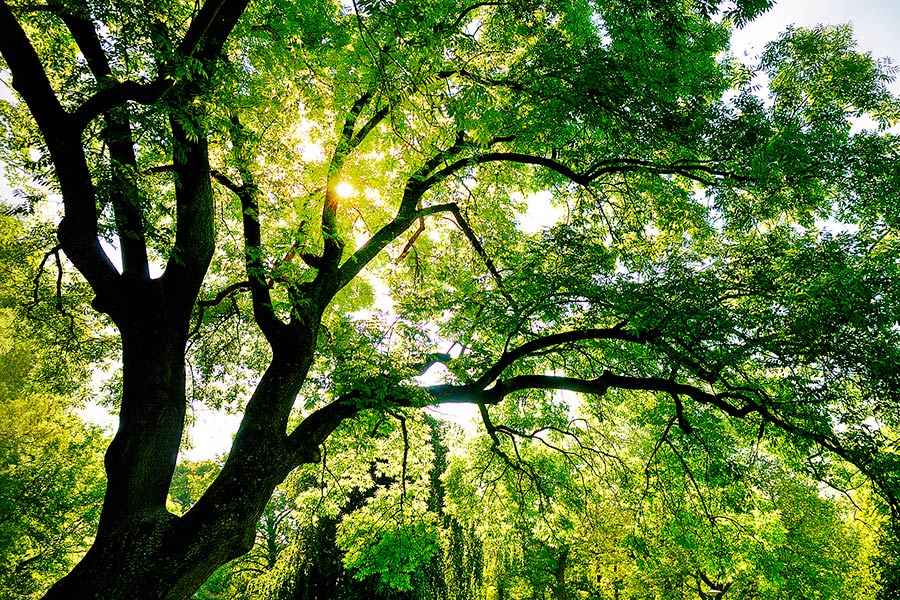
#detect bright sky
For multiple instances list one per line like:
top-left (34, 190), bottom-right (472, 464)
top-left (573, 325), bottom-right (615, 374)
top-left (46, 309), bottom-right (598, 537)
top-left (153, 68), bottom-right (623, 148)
top-left (733, 0), bottom-right (900, 94)
top-left (4, 0), bottom-right (898, 460)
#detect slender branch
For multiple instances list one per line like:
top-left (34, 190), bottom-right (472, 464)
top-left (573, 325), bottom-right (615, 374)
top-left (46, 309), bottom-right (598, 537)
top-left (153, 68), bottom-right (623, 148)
top-left (188, 281), bottom-right (251, 338)
top-left (475, 402), bottom-right (551, 496)
top-left (28, 245), bottom-right (60, 309)
top-left (338, 136), bottom-right (747, 297)
top-left (25, 245), bottom-right (80, 341)
top-left (424, 350), bottom-right (900, 509)
top-left (396, 218), bottom-right (425, 262)
top-left (447, 204), bottom-right (516, 307)
top-left (472, 327), bottom-right (651, 388)
top-left (430, 152), bottom-right (750, 188)
top-left (664, 437), bottom-right (717, 528)
top-left (319, 92), bottom-right (390, 272)
top-left (446, 2), bottom-right (503, 32)
top-left (224, 119), bottom-right (284, 344)
top-left (644, 417), bottom-right (676, 497)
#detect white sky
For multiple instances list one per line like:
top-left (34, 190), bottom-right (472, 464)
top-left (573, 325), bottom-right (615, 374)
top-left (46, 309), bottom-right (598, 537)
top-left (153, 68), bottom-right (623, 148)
top-left (732, 0), bottom-right (900, 93)
top-left (4, 0), bottom-right (896, 460)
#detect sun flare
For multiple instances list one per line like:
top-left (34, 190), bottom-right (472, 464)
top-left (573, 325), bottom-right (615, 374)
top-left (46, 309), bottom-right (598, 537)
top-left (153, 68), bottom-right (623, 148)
top-left (334, 182), bottom-right (357, 198)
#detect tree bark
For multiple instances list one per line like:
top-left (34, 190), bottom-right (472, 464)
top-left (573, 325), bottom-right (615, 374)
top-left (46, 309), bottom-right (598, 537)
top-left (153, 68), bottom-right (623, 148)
top-left (42, 343), bottom-right (313, 599)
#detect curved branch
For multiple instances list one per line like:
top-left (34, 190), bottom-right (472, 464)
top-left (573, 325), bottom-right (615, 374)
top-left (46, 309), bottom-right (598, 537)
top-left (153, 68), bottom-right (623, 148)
top-left (335, 141), bottom-right (745, 294)
top-left (72, 0), bottom-right (252, 126)
top-left (0, 1), bottom-right (67, 134)
top-left (53, 0), bottom-right (150, 279)
top-left (331, 148), bottom-right (746, 292)
top-left (285, 396), bottom-right (361, 461)
top-left (335, 134), bottom-right (468, 288)
top-left (472, 327), bottom-right (652, 388)
top-left (434, 152), bottom-right (750, 188)
top-left (73, 79), bottom-right (171, 129)
top-left (426, 360), bottom-right (900, 510)
top-left (0, 1), bottom-right (120, 302)
top-left (188, 280), bottom-right (251, 339)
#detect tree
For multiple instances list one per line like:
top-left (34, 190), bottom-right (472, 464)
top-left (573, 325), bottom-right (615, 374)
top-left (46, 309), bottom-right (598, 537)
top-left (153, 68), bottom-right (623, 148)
top-left (1, 0), bottom-right (899, 597)
top-left (440, 387), bottom-right (880, 600)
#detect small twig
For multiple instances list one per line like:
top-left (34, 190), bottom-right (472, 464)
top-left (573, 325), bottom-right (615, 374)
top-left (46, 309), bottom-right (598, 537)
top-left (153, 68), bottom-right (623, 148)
top-left (388, 410), bottom-right (409, 512)
top-left (396, 217), bottom-right (424, 263)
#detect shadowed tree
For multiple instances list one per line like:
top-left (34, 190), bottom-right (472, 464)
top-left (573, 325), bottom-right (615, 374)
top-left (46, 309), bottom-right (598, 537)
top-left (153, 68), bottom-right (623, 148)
top-left (1, 0), bottom-right (900, 597)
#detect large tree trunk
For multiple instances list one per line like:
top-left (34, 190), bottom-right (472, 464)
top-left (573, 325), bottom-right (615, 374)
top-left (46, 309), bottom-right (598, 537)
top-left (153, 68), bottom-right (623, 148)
top-left (41, 288), bottom-right (328, 599)
top-left (40, 293), bottom-right (245, 599)
top-left (42, 509), bottom-right (244, 600)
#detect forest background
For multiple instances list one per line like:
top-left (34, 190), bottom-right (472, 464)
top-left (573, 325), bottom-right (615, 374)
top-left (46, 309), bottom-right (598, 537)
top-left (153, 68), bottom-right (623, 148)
top-left (2, 0), bottom-right (900, 598)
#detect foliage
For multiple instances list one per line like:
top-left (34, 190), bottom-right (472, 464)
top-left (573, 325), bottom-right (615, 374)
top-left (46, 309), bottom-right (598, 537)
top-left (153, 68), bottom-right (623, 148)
top-left (0, 0), bottom-right (899, 597)
top-left (440, 396), bottom-right (880, 600)
top-left (0, 214), bottom-right (106, 598)
top-left (0, 396), bottom-right (106, 599)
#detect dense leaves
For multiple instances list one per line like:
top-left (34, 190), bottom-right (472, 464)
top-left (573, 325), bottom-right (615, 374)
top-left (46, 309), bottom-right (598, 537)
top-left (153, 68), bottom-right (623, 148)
top-left (0, 215), bottom-right (106, 598)
top-left (0, 0), bottom-right (899, 597)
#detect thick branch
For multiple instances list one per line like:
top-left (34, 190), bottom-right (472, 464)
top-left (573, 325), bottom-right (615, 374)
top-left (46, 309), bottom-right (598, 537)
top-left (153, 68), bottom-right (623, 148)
top-left (0, 1), bottom-right (67, 134)
top-left (54, 0), bottom-right (150, 278)
top-left (178, 0), bottom-right (251, 59)
top-left (286, 396), bottom-right (361, 459)
top-left (211, 117), bottom-right (289, 344)
top-left (0, 1), bottom-right (120, 301)
top-left (162, 117), bottom-right (215, 318)
top-left (72, 79), bottom-right (170, 128)
top-left (429, 152), bottom-right (749, 188)
top-left (426, 359), bottom-right (899, 508)
top-left (72, 0), bottom-right (252, 125)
